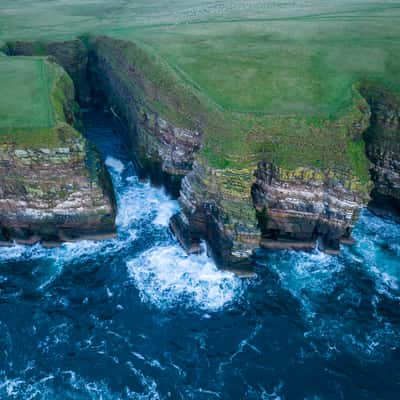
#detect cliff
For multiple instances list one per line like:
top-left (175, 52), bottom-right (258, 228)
top-left (172, 93), bottom-right (373, 267)
top-left (361, 83), bottom-right (400, 221)
top-left (174, 157), bottom-right (371, 268)
top-left (87, 36), bottom-right (204, 196)
top-left (70, 37), bottom-right (374, 267)
top-left (172, 160), bottom-right (259, 268)
top-left (0, 56), bottom-right (116, 246)
top-left (2, 36), bottom-right (398, 269)
top-left (252, 163), bottom-right (368, 254)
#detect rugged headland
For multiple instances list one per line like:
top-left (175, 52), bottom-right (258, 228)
top-left (0, 1), bottom-right (399, 268)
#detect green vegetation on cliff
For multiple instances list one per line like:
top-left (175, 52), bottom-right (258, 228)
top-left (0, 57), bottom-right (54, 130)
top-left (0, 55), bottom-right (78, 147)
top-left (1, 0), bottom-right (399, 188)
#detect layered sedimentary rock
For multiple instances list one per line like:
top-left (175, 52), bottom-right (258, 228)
top-left (0, 132), bottom-right (116, 245)
top-left (1, 31), bottom-right (399, 269)
top-left (5, 36), bottom-right (393, 267)
top-left (172, 98), bottom-right (373, 265)
top-left (87, 36), bottom-right (202, 195)
top-left (0, 61), bottom-right (116, 246)
top-left (251, 162), bottom-right (369, 254)
top-left (361, 83), bottom-right (400, 220)
top-left (5, 39), bottom-right (91, 104)
top-left (172, 160), bottom-right (259, 268)
top-left (173, 159), bottom-right (370, 267)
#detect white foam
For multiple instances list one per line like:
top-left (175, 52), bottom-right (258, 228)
top-left (2, 155), bottom-right (244, 313)
top-left (270, 249), bottom-right (342, 304)
top-left (0, 369), bottom-right (161, 400)
top-left (245, 382), bottom-right (284, 400)
top-left (349, 210), bottom-right (400, 297)
top-left (105, 156), bottom-right (125, 174)
top-left (0, 243), bottom-right (48, 262)
top-left (153, 200), bottom-right (178, 227)
top-left (2, 157), bottom-right (398, 338)
top-left (127, 244), bottom-right (243, 311)
top-left (111, 172), bottom-right (178, 231)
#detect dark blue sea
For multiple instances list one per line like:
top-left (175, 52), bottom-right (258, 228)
top-left (1, 110), bottom-right (399, 399)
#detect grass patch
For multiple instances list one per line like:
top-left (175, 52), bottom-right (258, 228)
top-left (0, 57), bottom-right (55, 130)
top-left (0, 55), bottom-right (76, 147)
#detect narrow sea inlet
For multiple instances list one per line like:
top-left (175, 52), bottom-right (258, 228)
top-left (0, 109), bottom-right (399, 399)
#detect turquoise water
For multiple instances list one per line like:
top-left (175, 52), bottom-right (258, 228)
top-left (0, 110), bottom-right (399, 399)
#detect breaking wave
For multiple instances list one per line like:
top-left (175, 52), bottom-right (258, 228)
top-left (0, 154), bottom-right (242, 312)
top-left (127, 244), bottom-right (243, 311)
top-left (106, 156), bottom-right (243, 312)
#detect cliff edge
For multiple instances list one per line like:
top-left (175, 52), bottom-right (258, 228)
top-left (0, 56), bottom-right (116, 246)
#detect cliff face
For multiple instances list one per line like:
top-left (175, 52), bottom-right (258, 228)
top-left (2, 33), bottom-right (399, 268)
top-left (171, 102), bottom-right (373, 266)
top-left (0, 129), bottom-right (116, 245)
top-left (87, 36), bottom-right (202, 195)
top-left (172, 160), bottom-right (259, 268)
top-left (0, 60), bottom-right (116, 246)
top-left (252, 162), bottom-right (368, 253)
top-left (79, 36), bottom-right (373, 267)
top-left (361, 84), bottom-right (400, 220)
top-left (172, 159), bottom-right (370, 267)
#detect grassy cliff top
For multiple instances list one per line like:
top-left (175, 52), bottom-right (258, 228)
top-left (0, 57), bottom-right (56, 129)
top-left (1, 1), bottom-right (399, 185)
top-left (0, 55), bottom-right (77, 147)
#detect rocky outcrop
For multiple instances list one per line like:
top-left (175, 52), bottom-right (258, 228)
top-left (171, 98), bottom-right (373, 265)
top-left (5, 39), bottom-right (91, 104)
top-left (172, 157), bottom-right (371, 268)
top-left (5, 36), bottom-right (392, 267)
top-left (0, 131), bottom-right (116, 246)
top-left (361, 83), bottom-right (400, 221)
top-left (172, 160), bottom-right (259, 268)
top-left (5, 36), bottom-right (377, 267)
top-left (87, 36), bottom-right (203, 196)
top-left (0, 61), bottom-right (116, 246)
top-left (251, 162), bottom-right (369, 254)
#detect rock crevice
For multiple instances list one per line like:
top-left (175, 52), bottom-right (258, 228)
top-left (87, 36), bottom-right (203, 196)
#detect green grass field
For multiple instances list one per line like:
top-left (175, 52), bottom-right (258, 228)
top-left (0, 57), bottom-right (55, 130)
top-left (0, 55), bottom-right (77, 147)
top-left (1, 1), bottom-right (399, 182)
